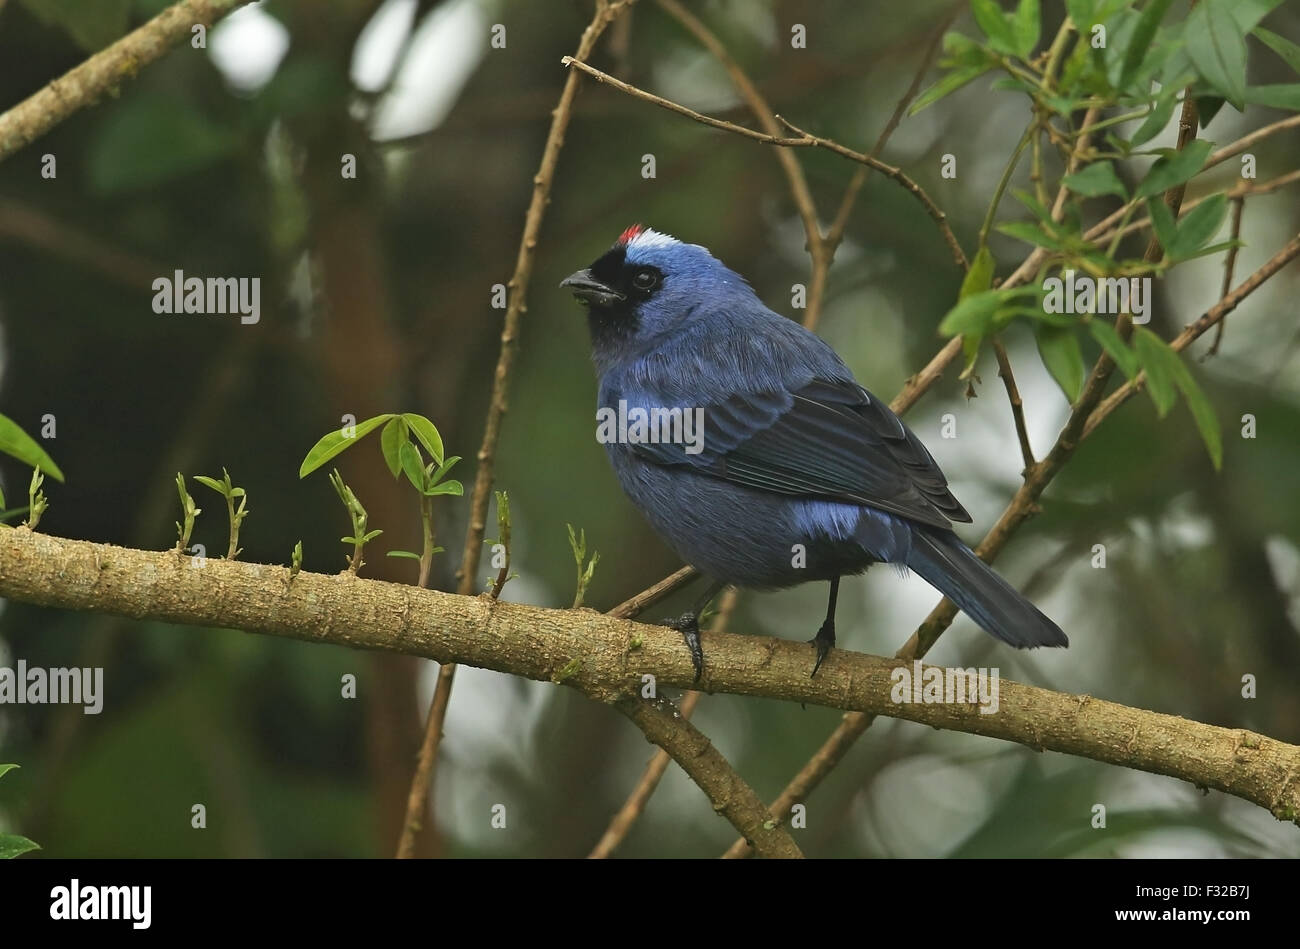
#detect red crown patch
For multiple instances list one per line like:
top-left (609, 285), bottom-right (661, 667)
top-left (617, 223), bottom-right (646, 245)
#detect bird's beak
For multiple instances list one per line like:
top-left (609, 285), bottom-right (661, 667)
top-left (560, 269), bottom-right (625, 306)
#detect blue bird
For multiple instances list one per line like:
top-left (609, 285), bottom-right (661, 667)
top-left (562, 225), bottom-right (1067, 680)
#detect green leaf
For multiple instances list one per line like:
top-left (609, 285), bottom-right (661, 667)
top-left (1167, 193), bottom-right (1228, 260)
top-left (1185, 0), bottom-right (1248, 110)
top-left (1102, 7), bottom-right (1141, 90)
top-left (1133, 327), bottom-right (1177, 416)
top-left (1133, 329), bottom-right (1222, 466)
top-left (428, 455), bottom-right (462, 485)
top-left (1035, 324), bottom-right (1086, 402)
top-left (1228, 0), bottom-right (1287, 35)
top-left (1087, 320), bottom-right (1141, 380)
top-left (1119, 0), bottom-right (1175, 93)
top-left (1065, 0), bottom-right (1096, 25)
top-left (961, 333), bottom-right (982, 377)
top-left (1146, 197), bottom-right (1178, 251)
top-left (996, 221), bottom-right (1066, 249)
top-left (400, 414), bottom-right (445, 466)
top-left (298, 414), bottom-right (395, 478)
top-left (380, 417), bottom-right (409, 479)
top-left (386, 550), bottom-right (422, 560)
top-left (1166, 357), bottom-right (1223, 469)
top-left (1253, 27), bottom-right (1300, 75)
top-left (1134, 139), bottom-right (1213, 200)
top-left (1011, 0), bottom-right (1041, 58)
top-left (0, 764), bottom-right (18, 780)
top-left (192, 475), bottom-right (224, 494)
top-left (424, 480), bottom-right (464, 497)
top-left (910, 63), bottom-right (994, 114)
top-left (1176, 238), bottom-right (1243, 261)
top-left (1011, 188), bottom-right (1054, 225)
top-left (1244, 84), bottom-right (1300, 110)
top-left (0, 833), bottom-right (40, 859)
top-left (971, 0), bottom-right (1021, 56)
top-left (962, 246), bottom-right (996, 298)
top-left (1130, 92), bottom-right (1178, 147)
top-left (939, 289), bottom-right (1002, 337)
top-left (1196, 95), bottom-right (1227, 128)
top-left (0, 484), bottom-right (5, 509)
top-left (399, 441), bottom-right (426, 492)
top-left (1063, 161), bottom-right (1128, 199)
top-left (0, 413), bottom-right (64, 481)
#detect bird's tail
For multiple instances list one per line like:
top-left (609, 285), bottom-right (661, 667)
top-left (905, 528), bottom-right (1067, 649)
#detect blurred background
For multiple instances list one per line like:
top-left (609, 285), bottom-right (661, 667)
top-left (0, 0), bottom-right (1298, 857)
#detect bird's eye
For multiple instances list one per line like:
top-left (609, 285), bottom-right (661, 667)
top-left (631, 268), bottom-right (659, 291)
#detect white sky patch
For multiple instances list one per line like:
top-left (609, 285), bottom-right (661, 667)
top-left (368, 0), bottom-right (486, 141)
top-left (350, 0), bottom-right (419, 92)
top-left (208, 3), bottom-right (290, 95)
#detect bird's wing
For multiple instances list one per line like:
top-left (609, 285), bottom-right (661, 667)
top-left (627, 375), bottom-right (971, 530)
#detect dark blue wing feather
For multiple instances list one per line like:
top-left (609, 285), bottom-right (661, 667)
top-left (609, 320), bottom-right (970, 530)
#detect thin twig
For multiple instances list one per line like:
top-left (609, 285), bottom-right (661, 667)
top-left (1207, 196), bottom-right (1245, 358)
top-left (608, 565), bottom-right (698, 619)
top-left (1077, 115), bottom-right (1300, 255)
top-left (1083, 232), bottom-right (1300, 438)
top-left (1093, 169), bottom-right (1300, 249)
top-left (395, 0), bottom-right (641, 860)
top-left (992, 339), bottom-right (1035, 473)
top-left (562, 57), bottom-right (968, 271)
top-left (824, 5), bottom-right (960, 256)
top-left (653, 0), bottom-right (830, 322)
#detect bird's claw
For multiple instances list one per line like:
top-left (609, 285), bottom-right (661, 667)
top-left (663, 612), bottom-right (704, 682)
top-left (808, 620), bottom-right (835, 678)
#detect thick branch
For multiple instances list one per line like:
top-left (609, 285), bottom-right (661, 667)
top-left (0, 0), bottom-right (254, 163)
top-left (3, 529), bottom-right (1297, 831)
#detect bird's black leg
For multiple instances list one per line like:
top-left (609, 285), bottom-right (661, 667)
top-left (809, 577), bottom-right (839, 677)
top-left (663, 578), bottom-right (726, 683)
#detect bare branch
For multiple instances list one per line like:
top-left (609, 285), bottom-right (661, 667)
top-left (992, 339), bottom-right (1036, 473)
top-left (1207, 196), bottom-right (1245, 358)
top-left (588, 690), bottom-right (701, 858)
top-left (562, 57), bottom-right (967, 272)
top-left (0, 0), bottom-right (255, 164)
top-left (3, 529), bottom-right (1297, 838)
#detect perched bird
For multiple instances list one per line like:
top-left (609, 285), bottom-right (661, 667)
top-left (562, 225), bottom-right (1067, 679)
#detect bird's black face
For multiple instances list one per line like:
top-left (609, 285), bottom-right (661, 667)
top-left (561, 244), bottom-right (665, 311)
top-left (562, 242), bottom-right (667, 353)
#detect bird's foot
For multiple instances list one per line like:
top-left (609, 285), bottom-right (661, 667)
top-left (808, 620), bottom-right (835, 678)
top-left (663, 612), bottom-right (704, 683)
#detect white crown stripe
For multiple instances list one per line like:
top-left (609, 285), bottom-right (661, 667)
top-left (627, 228), bottom-right (680, 250)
